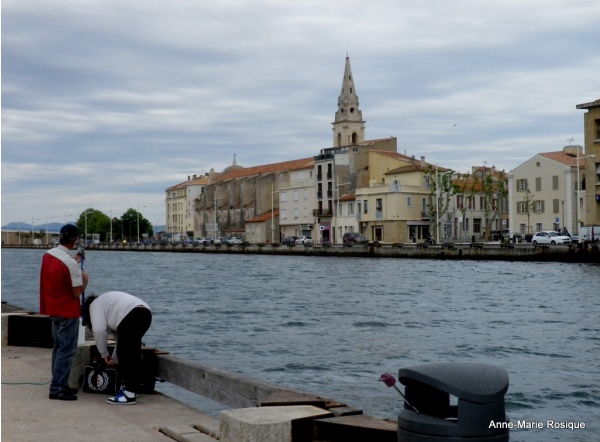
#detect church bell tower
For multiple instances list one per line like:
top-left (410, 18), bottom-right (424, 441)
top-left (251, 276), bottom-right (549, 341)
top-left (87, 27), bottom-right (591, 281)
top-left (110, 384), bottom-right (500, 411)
top-left (332, 55), bottom-right (365, 147)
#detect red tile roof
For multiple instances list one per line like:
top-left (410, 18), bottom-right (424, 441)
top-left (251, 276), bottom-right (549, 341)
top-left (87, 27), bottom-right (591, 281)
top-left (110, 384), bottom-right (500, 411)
top-left (539, 151), bottom-right (583, 167)
top-left (215, 157), bottom-right (314, 182)
top-left (246, 210), bottom-right (279, 223)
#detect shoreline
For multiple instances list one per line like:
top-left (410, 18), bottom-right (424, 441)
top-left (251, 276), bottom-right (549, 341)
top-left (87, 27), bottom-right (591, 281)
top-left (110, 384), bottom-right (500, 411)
top-left (3, 241), bottom-right (599, 263)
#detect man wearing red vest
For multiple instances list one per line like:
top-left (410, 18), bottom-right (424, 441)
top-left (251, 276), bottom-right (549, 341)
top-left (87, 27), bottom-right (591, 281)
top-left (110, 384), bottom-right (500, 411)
top-left (40, 224), bottom-right (89, 401)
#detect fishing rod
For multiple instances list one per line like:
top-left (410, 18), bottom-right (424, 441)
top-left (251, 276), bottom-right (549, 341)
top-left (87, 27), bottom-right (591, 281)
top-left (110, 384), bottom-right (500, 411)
top-left (78, 245), bottom-right (87, 326)
top-left (379, 373), bottom-right (419, 413)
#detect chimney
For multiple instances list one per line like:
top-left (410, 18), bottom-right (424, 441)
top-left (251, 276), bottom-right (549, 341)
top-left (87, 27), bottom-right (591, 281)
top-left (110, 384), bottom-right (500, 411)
top-left (420, 156), bottom-right (426, 168)
top-left (563, 145), bottom-right (583, 156)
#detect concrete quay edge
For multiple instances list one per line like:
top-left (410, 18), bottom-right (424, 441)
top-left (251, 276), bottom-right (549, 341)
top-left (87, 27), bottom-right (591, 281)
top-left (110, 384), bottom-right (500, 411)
top-left (1, 345), bottom-right (220, 442)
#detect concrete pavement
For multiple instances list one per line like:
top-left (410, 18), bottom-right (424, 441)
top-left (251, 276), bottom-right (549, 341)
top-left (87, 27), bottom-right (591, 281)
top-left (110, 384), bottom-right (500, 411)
top-left (1, 345), bottom-right (220, 442)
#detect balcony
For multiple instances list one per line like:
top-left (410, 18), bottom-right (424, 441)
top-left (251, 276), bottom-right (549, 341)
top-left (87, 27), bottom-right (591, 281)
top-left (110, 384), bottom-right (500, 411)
top-left (313, 209), bottom-right (333, 217)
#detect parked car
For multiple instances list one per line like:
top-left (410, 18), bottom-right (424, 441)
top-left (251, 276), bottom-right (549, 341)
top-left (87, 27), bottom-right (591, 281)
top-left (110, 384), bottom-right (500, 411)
top-left (228, 237), bottom-right (243, 244)
top-left (531, 231), bottom-right (571, 245)
top-left (295, 236), bottom-right (314, 245)
top-left (199, 237), bottom-right (213, 245)
top-left (570, 235), bottom-right (580, 244)
top-left (214, 237), bottom-right (227, 245)
top-left (342, 232), bottom-right (369, 246)
top-left (282, 236), bottom-right (298, 245)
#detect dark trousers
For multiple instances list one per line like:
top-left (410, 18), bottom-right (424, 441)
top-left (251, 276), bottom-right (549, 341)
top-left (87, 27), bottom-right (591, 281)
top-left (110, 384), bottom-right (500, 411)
top-left (116, 307), bottom-right (152, 393)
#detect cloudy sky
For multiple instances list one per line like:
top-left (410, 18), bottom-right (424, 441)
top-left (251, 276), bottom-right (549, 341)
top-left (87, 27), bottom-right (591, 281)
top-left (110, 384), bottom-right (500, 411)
top-left (2, 0), bottom-right (599, 227)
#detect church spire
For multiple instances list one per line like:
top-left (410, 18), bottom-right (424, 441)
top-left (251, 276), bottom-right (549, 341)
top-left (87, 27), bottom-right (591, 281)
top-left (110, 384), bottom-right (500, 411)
top-left (332, 55), bottom-right (365, 147)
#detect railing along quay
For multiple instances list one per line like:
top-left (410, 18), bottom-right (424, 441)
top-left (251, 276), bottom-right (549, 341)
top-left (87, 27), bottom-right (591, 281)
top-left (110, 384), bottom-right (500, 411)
top-left (3, 241), bottom-right (600, 263)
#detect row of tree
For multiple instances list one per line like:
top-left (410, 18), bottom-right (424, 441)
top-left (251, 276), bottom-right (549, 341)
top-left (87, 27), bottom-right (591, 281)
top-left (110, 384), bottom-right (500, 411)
top-left (424, 166), bottom-right (509, 240)
top-left (75, 208), bottom-right (154, 243)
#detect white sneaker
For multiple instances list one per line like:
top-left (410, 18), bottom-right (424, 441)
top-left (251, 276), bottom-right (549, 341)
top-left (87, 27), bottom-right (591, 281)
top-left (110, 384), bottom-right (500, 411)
top-left (107, 388), bottom-right (136, 405)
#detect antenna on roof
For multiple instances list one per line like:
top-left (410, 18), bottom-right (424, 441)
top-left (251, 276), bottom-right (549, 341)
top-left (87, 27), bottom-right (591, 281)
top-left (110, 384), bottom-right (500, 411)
top-left (566, 137), bottom-right (574, 145)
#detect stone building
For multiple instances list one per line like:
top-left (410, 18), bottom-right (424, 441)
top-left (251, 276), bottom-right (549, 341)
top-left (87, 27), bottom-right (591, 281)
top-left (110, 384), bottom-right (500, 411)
top-left (576, 99), bottom-right (600, 226)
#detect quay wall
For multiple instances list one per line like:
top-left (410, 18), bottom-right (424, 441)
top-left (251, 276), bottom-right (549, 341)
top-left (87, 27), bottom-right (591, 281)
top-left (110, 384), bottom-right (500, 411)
top-left (4, 241), bottom-right (600, 263)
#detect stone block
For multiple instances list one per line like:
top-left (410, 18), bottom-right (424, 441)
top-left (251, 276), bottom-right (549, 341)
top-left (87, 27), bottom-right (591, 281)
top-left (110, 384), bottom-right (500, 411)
top-left (220, 405), bottom-right (332, 442)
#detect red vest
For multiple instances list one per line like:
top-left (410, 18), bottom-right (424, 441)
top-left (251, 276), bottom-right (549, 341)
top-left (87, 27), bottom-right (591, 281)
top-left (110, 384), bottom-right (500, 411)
top-left (40, 252), bottom-right (81, 318)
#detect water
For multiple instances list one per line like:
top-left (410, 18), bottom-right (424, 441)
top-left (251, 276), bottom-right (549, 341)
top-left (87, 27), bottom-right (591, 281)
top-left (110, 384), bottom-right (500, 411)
top-left (2, 248), bottom-right (599, 441)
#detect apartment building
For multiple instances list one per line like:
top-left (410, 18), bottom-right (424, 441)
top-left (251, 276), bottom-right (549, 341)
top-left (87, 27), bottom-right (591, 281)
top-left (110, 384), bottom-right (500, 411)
top-left (279, 165), bottom-right (316, 240)
top-left (508, 146), bottom-right (582, 235)
top-left (576, 99), bottom-right (600, 226)
top-left (449, 166), bottom-right (508, 241)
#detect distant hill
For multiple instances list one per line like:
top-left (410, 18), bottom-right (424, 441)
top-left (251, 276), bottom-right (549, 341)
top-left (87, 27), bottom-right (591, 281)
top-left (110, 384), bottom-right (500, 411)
top-left (2, 221), bottom-right (74, 232)
top-left (2, 221), bottom-right (166, 234)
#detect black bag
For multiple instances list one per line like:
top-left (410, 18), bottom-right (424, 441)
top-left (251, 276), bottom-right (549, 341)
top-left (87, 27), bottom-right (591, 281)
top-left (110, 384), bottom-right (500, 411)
top-left (81, 361), bottom-right (120, 395)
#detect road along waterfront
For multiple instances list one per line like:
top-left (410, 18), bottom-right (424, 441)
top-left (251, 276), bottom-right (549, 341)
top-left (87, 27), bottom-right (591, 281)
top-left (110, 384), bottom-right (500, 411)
top-left (2, 248), bottom-right (598, 441)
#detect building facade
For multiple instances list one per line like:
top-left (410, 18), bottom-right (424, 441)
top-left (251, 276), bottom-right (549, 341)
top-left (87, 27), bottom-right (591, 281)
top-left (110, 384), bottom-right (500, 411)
top-left (576, 99), bottom-right (600, 227)
top-left (508, 147), bottom-right (581, 235)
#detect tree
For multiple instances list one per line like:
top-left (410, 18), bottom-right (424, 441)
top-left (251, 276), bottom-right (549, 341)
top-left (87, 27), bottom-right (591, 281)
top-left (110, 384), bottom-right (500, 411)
top-left (120, 208), bottom-right (153, 242)
top-left (76, 209), bottom-right (110, 242)
top-left (452, 172), bottom-right (478, 242)
top-left (481, 169), bottom-right (508, 240)
top-left (521, 189), bottom-right (536, 234)
top-left (424, 165), bottom-right (454, 240)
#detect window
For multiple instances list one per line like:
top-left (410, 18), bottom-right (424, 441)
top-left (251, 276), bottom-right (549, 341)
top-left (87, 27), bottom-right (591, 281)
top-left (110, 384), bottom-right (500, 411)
top-left (517, 201), bottom-right (527, 214)
top-left (376, 199), bottom-right (383, 211)
top-left (293, 208), bottom-right (299, 219)
top-left (535, 177), bottom-right (542, 192)
top-left (281, 192), bottom-right (287, 202)
top-left (407, 196), bottom-right (412, 207)
top-left (281, 209), bottom-right (287, 219)
top-left (552, 176), bottom-right (559, 190)
top-left (424, 175), bottom-right (431, 190)
top-left (536, 223), bottom-right (543, 232)
top-left (595, 119), bottom-right (600, 140)
top-left (363, 200), bottom-right (368, 214)
top-left (520, 223), bottom-right (526, 234)
top-left (304, 189), bottom-right (307, 199)
top-left (348, 202), bottom-right (354, 215)
top-left (456, 195), bottom-right (463, 209)
top-left (534, 200), bottom-right (545, 213)
top-left (480, 196), bottom-right (485, 209)
top-left (473, 218), bottom-right (482, 233)
top-left (293, 190), bottom-right (298, 201)
top-left (357, 202), bottom-right (361, 214)
top-left (553, 199), bottom-right (560, 213)
top-left (517, 179), bottom-right (528, 191)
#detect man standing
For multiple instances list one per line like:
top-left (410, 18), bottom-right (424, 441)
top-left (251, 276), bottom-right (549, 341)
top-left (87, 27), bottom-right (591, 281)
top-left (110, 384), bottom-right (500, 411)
top-left (40, 224), bottom-right (89, 401)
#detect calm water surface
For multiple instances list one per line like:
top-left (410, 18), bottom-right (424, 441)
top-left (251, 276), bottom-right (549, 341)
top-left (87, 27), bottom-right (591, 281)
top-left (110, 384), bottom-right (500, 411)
top-left (2, 248), bottom-right (599, 441)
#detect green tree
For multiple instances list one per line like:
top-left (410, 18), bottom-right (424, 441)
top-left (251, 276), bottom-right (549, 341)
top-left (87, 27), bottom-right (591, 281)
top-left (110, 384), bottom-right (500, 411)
top-left (76, 209), bottom-right (110, 243)
top-left (424, 166), bottom-right (454, 241)
top-left (521, 189), bottom-right (536, 234)
top-left (120, 208), bottom-right (153, 243)
top-left (481, 169), bottom-right (508, 240)
top-left (452, 172), bottom-right (478, 242)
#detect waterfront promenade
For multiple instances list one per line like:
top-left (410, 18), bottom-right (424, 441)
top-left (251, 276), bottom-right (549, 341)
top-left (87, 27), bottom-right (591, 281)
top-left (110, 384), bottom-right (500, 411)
top-left (1, 344), bottom-right (221, 442)
top-left (3, 240), bottom-right (599, 263)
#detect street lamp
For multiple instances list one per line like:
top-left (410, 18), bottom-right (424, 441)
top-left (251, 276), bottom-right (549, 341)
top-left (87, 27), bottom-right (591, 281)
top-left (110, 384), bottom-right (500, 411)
top-left (271, 183), bottom-right (280, 244)
top-left (575, 152), bottom-right (595, 235)
top-left (31, 217), bottom-right (38, 244)
top-left (335, 177), bottom-right (350, 244)
top-left (435, 167), bottom-right (453, 244)
top-left (109, 207), bottom-right (119, 243)
top-left (83, 210), bottom-right (93, 246)
top-left (137, 203), bottom-right (147, 244)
